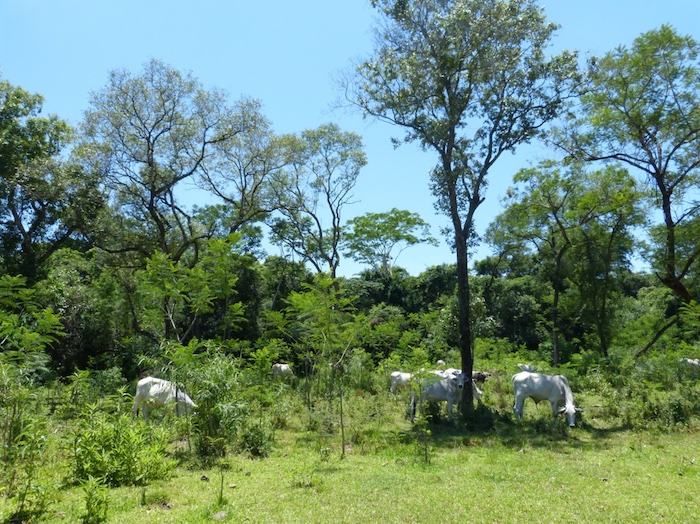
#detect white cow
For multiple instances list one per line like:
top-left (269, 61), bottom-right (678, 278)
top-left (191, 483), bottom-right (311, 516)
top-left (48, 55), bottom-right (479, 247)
top-left (272, 363), bottom-right (294, 379)
top-left (512, 371), bottom-right (582, 427)
top-left (680, 358), bottom-right (700, 367)
top-left (390, 371), bottom-right (413, 393)
top-left (132, 376), bottom-right (197, 422)
top-left (410, 371), bottom-right (466, 422)
top-left (430, 368), bottom-right (484, 403)
top-left (518, 363), bottom-right (535, 372)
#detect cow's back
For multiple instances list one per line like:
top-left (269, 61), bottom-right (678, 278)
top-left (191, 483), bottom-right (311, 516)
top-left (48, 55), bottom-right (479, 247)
top-left (135, 377), bottom-right (174, 406)
top-left (423, 375), bottom-right (459, 403)
top-left (513, 372), bottom-right (550, 403)
top-left (513, 372), bottom-right (567, 404)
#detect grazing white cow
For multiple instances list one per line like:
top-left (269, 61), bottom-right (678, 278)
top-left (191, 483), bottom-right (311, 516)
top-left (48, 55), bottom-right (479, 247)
top-left (132, 376), bottom-right (196, 422)
top-left (680, 358), bottom-right (700, 367)
top-left (410, 372), bottom-right (466, 422)
top-left (390, 371), bottom-right (413, 393)
top-left (272, 363), bottom-right (294, 379)
top-left (512, 371), bottom-right (582, 427)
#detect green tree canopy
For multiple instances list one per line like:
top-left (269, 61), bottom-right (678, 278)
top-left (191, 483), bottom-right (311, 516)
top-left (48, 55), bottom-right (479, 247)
top-left (78, 59), bottom-right (260, 265)
top-left (342, 208), bottom-right (437, 277)
top-left (0, 78), bottom-right (101, 282)
top-left (558, 25), bottom-right (700, 356)
top-left (562, 25), bottom-right (700, 305)
top-left (487, 162), bottom-right (644, 361)
top-left (269, 123), bottom-right (366, 278)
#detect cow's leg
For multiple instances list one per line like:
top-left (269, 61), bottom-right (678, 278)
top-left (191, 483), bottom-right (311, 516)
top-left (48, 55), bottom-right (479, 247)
top-left (132, 400), bottom-right (140, 418)
top-left (550, 401), bottom-right (559, 419)
top-left (142, 404), bottom-right (149, 423)
top-left (514, 396), bottom-right (524, 423)
top-left (472, 382), bottom-right (483, 404)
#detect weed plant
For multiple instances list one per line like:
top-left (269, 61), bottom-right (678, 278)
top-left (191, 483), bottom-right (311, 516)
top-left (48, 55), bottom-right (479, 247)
top-left (71, 407), bottom-right (175, 486)
top-left (80, 476), bottom-right (109, 524)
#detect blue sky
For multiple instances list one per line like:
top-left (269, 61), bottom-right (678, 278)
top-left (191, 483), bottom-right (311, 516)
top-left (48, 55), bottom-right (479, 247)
top-left (2, 1), bottom-right (699, 277)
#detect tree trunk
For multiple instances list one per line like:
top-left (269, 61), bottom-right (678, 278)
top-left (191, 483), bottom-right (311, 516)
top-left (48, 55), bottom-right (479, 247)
top-left (635, 316), bottom-right (679, 359)
top-left (455, 228), bottom-right (474, 416)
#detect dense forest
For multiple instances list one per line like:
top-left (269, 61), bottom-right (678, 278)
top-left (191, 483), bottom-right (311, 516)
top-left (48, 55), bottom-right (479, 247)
top-left (2, 15), bottom-right (699, 380)
top-left (2, 0), bottom-right (700, 491)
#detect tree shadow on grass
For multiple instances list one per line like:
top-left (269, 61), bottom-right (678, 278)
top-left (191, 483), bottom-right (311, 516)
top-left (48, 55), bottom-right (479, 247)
top-left (409, 404), bottom-right (631, 453)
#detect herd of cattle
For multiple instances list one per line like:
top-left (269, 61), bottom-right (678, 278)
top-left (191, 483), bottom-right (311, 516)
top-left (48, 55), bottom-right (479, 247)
top-left (390, 363), bottom-right (582, 427)
top-left (132, 361), bottom-right (587, 427)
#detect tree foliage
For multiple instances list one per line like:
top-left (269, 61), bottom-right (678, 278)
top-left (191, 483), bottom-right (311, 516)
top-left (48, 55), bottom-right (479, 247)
top-left (131, 236), bottom-right (245, 344)
top-left (0, 275), bottom-right (64, 375)
top-left (342, 208), bottom-right (437, 277)
top-left (269, 123), bottom-right (366, 278)
top-left (79, 59), bottom-right (259, 265)
top-left (488, 162), bottom-right (644, 361)
top-left (562, 25), bottom-right (700, 306)
top-left (0, 78), bottom-right (101, 282)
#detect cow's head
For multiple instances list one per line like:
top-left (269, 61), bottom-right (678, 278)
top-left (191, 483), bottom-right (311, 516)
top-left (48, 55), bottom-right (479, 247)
top-left (472, 371), bottom-right (490, 385)
top-left (558, 405), bottom-right (583, 427)
top-left (455, 372), bottom-right (466, 389)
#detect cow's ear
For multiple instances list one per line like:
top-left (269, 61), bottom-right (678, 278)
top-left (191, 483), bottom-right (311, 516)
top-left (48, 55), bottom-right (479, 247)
top-left (575, 408), bottom-right (584, 412)
top-left (557, 407), bottom-right (566, 414)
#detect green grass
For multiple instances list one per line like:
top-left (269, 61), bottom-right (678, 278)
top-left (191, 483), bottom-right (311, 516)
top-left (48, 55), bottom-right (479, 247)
top-left (2, 385), bottom-right (699, 524)
top-left (3, 417), bottom-right (698, 523)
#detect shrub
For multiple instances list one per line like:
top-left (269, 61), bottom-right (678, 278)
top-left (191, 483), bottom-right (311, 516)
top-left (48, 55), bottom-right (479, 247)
top-left (237, 418), bottom-right (275, 458)
top-left (2, 417), bottom-right (51, 523)
top-left (71, 408), bottom-right (175, 486)
top-left (187, 353), bottom-right (246, 458)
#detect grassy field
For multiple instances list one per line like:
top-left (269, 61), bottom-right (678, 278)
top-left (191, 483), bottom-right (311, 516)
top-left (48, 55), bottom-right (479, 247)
top-left (2, 393), bottom-right (698, 524)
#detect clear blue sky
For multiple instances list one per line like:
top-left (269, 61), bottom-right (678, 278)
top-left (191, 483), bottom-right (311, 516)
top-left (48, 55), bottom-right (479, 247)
top-left (2, 1), bottom-right (699, 277)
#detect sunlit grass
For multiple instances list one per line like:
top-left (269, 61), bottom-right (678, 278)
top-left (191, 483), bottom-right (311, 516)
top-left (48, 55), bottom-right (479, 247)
top-left (1, 386), bottom-right (698, 523)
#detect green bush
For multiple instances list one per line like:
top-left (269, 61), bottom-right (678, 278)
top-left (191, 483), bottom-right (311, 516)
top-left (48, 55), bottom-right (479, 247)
top-left (1, 364), bottom-right (52, 523)
top-left (187, 353), bottom-right (246, 458)
top-left (601, 378), bottom-right (700, 429)
top-left (57, 367), bottom-right (128, 420)
top-left (237, 418), bottom-right (275, 458)
top-left (2, 416), bottom-right (51, 523)
top-left (71, 408), bottom-right (176, 486)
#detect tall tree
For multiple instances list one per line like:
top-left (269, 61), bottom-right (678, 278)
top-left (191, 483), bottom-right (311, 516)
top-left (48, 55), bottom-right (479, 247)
top-left (488, 162), bottom-right (578, 365)
top-left (196, 100), bottom-right (288, 233)
top-left (0, 79), bottom-right (101, 282)
top-left (559, 26), bottom-right (700, 355)
top-left (78, 59), bottom-right (258, 266)
top-left (568, 167), bottom-right (645, 356)
top-left (270, 123), bottom-right (366, 279)
top-left (342, 208), bottom-right (437, 277)
top-left (346, 0), bottom-right (579, 412)
top-left (487, 162), bottom-right (643, 361)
